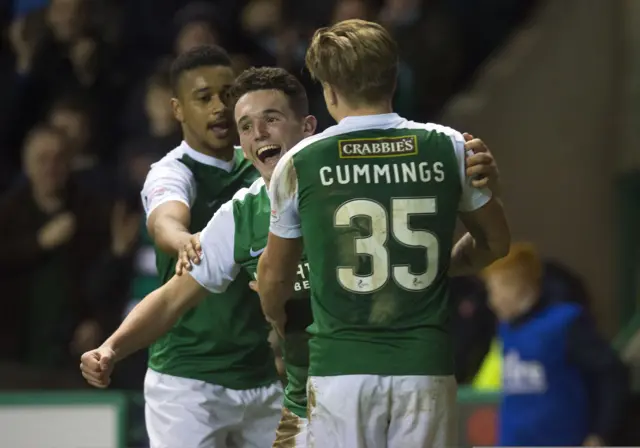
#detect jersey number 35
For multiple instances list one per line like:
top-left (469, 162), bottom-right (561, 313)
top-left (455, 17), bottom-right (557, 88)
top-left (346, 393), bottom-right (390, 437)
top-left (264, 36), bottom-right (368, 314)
top-left (334, 197), bottom-right (439, 294)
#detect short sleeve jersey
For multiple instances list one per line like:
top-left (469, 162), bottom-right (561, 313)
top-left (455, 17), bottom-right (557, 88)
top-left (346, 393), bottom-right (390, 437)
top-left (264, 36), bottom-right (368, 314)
top-left (140, 142), bottom-right (276, 389)
top-left (268, 114), bottom-right (491, 377)
top-left (191, 177), bottom-right (312, 418)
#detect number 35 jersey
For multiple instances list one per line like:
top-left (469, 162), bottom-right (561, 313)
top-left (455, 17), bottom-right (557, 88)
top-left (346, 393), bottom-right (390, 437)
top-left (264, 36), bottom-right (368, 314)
top-left (268, 113), bottom-right (491, 377)
top-left (189, 177), bottom-right (312, 419)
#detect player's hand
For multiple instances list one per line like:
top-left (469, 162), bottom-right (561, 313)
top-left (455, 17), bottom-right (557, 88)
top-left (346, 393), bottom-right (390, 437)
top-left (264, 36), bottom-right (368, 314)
top-left (583, 435), bottom-right (605, 446)
top-left (80, 346), bottom-right (116, 389)
top-left (37, 212), bottom-right (76, 250)
top-left (111, 201), bottom-right (141, 257)
top-left (463, 133), bottom-right (501, 196)
top-left (175, 233), bottom-right (202, 275)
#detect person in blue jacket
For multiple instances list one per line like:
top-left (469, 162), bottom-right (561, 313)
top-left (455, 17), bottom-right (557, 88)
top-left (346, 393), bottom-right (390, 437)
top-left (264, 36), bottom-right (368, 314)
top-left (483, 242), bottom-right (628, 446)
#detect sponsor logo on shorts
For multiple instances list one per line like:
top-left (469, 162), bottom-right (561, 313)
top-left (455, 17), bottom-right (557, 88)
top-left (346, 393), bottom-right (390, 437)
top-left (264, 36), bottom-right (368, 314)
top-left (271, 209), bottom-right (280, 223)
top-left (338, 135), bottom-right (418, 159)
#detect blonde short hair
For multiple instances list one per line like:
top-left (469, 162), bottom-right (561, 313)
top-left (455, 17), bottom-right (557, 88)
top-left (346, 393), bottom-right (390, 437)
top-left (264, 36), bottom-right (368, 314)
top-left (305, 19), bottom-right (398, 105)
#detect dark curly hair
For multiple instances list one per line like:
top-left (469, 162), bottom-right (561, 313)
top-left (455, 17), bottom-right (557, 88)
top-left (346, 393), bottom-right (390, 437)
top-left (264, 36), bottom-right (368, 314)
top-left (226, 67), bottom-right (309, 118)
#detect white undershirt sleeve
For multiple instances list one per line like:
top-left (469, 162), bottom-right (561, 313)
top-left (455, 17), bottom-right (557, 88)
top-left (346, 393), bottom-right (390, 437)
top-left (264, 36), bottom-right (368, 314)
top-left (141, 160), bottom-right (197, 220)
top-left (268, 156), bottom-right (302, 239)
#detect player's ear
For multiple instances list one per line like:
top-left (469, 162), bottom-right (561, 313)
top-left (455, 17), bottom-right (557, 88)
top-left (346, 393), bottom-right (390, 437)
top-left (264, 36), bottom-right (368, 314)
top-left (171, 97), bottom-right (184, 123)
top-left (302, 115), bottom-right (317, 137)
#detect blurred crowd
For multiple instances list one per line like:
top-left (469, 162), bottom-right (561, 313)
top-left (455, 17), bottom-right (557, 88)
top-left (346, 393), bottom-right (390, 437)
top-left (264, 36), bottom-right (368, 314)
top-left (1, 1), bottom-right (637, 446)
top-left (0, 0), bottom-right (541, 388)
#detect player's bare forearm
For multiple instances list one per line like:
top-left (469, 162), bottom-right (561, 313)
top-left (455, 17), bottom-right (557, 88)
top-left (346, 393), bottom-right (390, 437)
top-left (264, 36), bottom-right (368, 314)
top-left (449, 233), bottom-right (501, 277)
top-left (451, 198), bottom-right (511, 276)
top-left (257, 233), bottom-right (303, 324)
top-left (147, 202), bottom-right (192, 254)
top-left (257, 255), bottom-right (292, 323)
top-left (102, 274), bottom-right (207, 361)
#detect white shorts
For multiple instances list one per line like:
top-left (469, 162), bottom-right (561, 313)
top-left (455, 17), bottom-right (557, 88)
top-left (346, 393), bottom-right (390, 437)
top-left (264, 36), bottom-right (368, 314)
top-left (144, 368), bottom-right (283, 448)
top-left (273, 407), bottom-right (308, 448)
top-left (307, 374), bottom-right (457, 448)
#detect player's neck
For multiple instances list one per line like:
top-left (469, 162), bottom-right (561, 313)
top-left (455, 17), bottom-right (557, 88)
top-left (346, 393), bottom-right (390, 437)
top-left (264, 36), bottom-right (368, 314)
top-left (184, 137), bottom-right (235, 162)
top-left (333, 102), bottom-right (393, 123)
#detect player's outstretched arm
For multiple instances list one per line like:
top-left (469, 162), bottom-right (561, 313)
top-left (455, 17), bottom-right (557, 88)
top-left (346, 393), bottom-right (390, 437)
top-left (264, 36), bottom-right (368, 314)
top-left (80, 274), bottom-right (207, 387)
top-left (141, 161), bottom-right (200, 265)
top-left (147, 201), bottom-right (196, 257)
top-left (450, 198), bottom-right (511, 277)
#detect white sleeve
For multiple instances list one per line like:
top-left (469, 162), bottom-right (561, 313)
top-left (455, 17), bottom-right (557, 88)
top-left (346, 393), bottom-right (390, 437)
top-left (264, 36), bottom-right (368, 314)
top-left (141, 161), bottom-right (197, 219)
top-left (268, 155), bottom-right (302, 239)
top-left (451, 131), bottom-right (492, 212)
top-left (188, 199), bottom-right (240, 293)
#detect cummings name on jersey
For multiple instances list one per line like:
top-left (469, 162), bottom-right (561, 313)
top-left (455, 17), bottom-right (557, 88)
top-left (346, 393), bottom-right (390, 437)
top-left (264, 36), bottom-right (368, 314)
top-left (319, 161), bottom-right (446, 186)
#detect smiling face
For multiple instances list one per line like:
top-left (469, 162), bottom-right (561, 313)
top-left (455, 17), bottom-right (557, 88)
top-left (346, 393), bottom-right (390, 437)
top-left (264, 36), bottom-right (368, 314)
top-left (172, 65), bottom-right (235, 154)
top-left (235, 89), bottom-right (315, 182)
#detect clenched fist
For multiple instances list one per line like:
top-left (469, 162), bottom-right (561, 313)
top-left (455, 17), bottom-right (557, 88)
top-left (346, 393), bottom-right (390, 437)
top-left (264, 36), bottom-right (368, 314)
top-left (80, 346), bottom-right (116, 389)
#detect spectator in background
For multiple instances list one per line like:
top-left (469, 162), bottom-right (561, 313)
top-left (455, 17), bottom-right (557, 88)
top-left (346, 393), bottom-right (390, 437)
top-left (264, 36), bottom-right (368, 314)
top-left (47, 94), bottom-right (116, 191)
top-left (0, 124), bottom-right (124, 388)
top-left (173, 1), bottom-right (220, 55)
top-left (122, 58), bottom-right (181, 149)
top-left (142, 61), bottom-right (181, 144)
top-left (332, 0), bottom-right (376, 22)
top-left (120, 58), bottom-right (181, 149)
top-left (1, 1), bottom-right (124, 181)
top-left (484, 243), bottom-right (628, 447)
top-left (47, 95), bottom-right (102, 172)
top-left (455, 260), bottom-right (596, 386)
top-left (241, 0), bottom-right (303, 71)
top-left (1, 8), bottom-right (50, 177)
top-left (384, 0), bottom-right (462, 121)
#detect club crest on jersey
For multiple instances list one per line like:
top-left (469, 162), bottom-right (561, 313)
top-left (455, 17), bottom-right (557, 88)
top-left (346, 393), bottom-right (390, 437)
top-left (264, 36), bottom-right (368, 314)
top-left (338, 135), bottom-right (418, 159)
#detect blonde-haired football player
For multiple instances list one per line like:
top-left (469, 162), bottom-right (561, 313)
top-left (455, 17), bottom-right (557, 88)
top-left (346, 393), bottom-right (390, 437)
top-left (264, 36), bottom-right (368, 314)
top-left (257, 19), bottom-right (511, 447)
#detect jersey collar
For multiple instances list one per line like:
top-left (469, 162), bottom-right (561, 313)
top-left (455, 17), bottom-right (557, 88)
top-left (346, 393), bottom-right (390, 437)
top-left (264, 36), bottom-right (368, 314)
top-left (337, 113), bottom-right (403, 129)
top-left (180, 141), bottom-right (236, 172)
